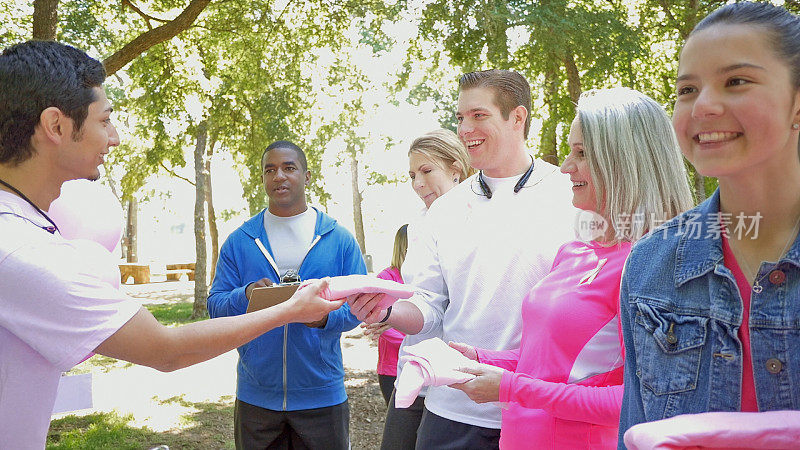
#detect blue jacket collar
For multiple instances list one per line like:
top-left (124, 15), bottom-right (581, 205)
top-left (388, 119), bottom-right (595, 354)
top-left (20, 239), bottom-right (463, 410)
top-left (239, 206), bottom-right (337, 240)
top-left (675, 190), bottom-right (723, 287)
top-left (675, 189), bottom-right (800, 286)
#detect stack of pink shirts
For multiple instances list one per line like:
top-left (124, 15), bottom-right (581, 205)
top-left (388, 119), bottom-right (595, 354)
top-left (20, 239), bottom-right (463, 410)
top-left (394, 337), bottom-right (479, 408)
top-left (624, 410), bottom-right (800, 449)
top-left (311, 274), bottom-right (415, 308)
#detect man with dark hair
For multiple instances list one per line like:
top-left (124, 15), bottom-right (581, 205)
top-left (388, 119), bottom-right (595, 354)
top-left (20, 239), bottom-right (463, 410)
top-left (0, 41), bottom-right (341, 449)
top-left (458, 69), bottom-right (533, 139)
top-left (262, 140), bottom-right (308, 171)
top-left (353, 69), bottom-right (577, 449)
top-left (208, 140), bottom-right (365, 449)
top-left (0, 40), bottom-right (107, 166)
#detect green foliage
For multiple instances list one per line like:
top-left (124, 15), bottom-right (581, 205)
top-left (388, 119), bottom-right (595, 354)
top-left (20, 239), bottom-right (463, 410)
top-left (0, 1), bottom-right (31, 47)
top-left (397, 0), bottom-right (649, 161)
top-left (58, 1), bottom-right (117, 52)
top-left (705, 176), bottom-right (719, 199)
top-left (20, 0), bottom-right (394, 211)
top-left (10, 0), bottom-right (729, 205)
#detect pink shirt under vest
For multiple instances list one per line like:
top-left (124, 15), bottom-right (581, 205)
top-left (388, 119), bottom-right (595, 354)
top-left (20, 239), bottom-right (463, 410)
top-left (721, 234), bottom-right (758, 412)
top-left (477, 240), bottom-right (631, 449)
top-left (376, 267), bottom-right (405, 376)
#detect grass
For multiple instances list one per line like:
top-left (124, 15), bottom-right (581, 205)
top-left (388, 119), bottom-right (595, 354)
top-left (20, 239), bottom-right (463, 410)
top-left (47, 399), bottom-right (235, 449)
top-left (146, 301), bottom-right (207, 327)
top-left (48, 412), bottom-right (157, 449)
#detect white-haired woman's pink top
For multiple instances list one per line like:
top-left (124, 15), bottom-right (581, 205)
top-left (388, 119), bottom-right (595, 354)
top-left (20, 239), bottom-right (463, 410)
top-left (476, 240), bottom-right (632, 449)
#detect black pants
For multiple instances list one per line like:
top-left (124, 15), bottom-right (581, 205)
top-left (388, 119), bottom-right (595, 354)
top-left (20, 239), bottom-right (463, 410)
top-left (380, 389), bottom-right (425, 450)
top-left (415, 407), bottom-right (500, 450)
top-left (378, 374), bottom-right (396, 405)
top-left (234, 399), bottom-right (350, 450)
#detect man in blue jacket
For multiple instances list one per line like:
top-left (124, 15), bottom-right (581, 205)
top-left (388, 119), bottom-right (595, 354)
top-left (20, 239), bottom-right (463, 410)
top-left (208, 140), bottom-right (365, 449)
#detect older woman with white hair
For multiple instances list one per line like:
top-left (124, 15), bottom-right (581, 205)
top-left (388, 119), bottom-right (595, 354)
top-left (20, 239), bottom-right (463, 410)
top-left (448, 87), bottom-right (694, 449)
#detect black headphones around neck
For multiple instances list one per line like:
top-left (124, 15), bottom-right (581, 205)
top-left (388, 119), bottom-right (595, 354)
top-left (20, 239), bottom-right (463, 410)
top-left (477, 156), bottom-right (535, 199)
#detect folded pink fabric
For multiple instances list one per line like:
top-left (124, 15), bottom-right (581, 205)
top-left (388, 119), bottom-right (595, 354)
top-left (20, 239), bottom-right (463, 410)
top-left (394, 338), bottom-right (478, 408)
top-left (624, 411), bottom-right (800, 450)
top-left (309, 274), bottom-right (415, 309)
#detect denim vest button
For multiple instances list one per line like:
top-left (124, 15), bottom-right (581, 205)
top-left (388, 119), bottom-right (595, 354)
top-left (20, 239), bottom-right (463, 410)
top-left (768, 270), bottom-right (786, 285)
top-left (766, 358), bottom-right (783, 374)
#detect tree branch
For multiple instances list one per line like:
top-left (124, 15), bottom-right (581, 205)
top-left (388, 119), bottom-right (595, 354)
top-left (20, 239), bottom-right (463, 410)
top-left (160, 161), bottom-right (196, 186)
top-left (121, 0), bottom-right (170, 30)
top-left (658, 0), bottom-right (680, 33)
top-left (102, 0), bottom-right (212, 76)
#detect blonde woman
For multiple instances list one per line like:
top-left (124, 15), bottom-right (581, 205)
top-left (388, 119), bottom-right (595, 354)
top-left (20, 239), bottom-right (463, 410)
top-left (374, 128), bottom-right (474, 450)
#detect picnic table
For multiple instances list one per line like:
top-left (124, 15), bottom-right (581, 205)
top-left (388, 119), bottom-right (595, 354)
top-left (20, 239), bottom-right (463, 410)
top-left (165, 263), bottom-right (196, 281)
top-left (119, 263), bottom-right (150, 284)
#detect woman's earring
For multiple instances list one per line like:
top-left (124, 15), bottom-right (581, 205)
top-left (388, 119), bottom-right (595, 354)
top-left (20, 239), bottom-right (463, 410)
top-left (793, 123), bottom-right (799, 130)
top-left (453, 177), bottom-right (459, 183)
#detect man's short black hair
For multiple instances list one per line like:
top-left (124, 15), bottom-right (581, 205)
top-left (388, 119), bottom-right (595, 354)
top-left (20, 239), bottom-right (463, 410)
top-left (0, 40), bottom-right (106, 166)
top-left (261, 140), bottom-right (308, 171)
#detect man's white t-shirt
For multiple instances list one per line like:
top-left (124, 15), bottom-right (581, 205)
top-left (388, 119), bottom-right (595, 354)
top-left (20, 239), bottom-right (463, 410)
top-left (263, 208), bottom-right (317, 277)
top-left (0, 190), bottom-right (140, 449)
top-left (405, 159), bottom-right (578, 429)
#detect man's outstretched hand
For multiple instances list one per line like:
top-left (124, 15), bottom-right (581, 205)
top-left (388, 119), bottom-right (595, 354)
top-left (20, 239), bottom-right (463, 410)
top-left (284, 278), bottom-right (343, 324)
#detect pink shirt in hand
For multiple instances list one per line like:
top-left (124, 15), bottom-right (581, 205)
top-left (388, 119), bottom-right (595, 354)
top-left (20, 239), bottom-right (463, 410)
top-left (624, 410), bottom-right (800, 449)
top-left (476, 240), bottom-right (631, 449)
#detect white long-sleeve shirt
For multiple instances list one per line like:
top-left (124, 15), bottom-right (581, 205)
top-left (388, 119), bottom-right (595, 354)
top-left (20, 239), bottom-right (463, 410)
top-left (404, 158), bottom-right (578, 429)
top-left (395, 205), bottom-right (443, 396)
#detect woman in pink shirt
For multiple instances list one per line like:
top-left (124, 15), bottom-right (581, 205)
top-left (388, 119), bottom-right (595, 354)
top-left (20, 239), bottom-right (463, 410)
top-left (449, 87), bottom-right (694, 449)
top-left (374, 224), bottom-right (409, 404)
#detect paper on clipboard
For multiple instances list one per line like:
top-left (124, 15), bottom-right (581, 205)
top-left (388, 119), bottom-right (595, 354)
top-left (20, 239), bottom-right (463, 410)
top-left (246, 284), bottom-right (300, 313)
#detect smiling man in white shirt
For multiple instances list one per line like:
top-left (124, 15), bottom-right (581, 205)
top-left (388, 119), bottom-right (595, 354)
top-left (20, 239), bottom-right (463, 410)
top-left (353, 69), bottom-right (578, 450)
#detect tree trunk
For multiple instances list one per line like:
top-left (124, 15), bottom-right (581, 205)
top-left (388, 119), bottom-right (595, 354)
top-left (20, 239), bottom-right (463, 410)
top-left (102, 0), bottom-right (211, 76)
top-left (192, 121), bottom-right (208, 319)
top-left (124, 198), bottom-right (138, 263)
top-left (563, 52), bottom-right (582, 110)
top-left (205, 136), bottom-right (219, 283)
top-left (32, 0), bottom-right (58, 40)
top-left (349, 149), bottom-right (367, 255)
top-left (539, 65), bottom-right (560, 164)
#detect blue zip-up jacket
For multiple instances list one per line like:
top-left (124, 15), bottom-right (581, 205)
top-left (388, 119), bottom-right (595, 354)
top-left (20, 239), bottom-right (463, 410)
top-left (207, 207), bottom-right (366, 411)
top-left (618, 190), bottom-right (800, 448)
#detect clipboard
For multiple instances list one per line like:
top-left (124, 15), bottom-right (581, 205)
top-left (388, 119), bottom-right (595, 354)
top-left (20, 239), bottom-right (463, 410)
top-left (246, 284), bottom-right (300, 313)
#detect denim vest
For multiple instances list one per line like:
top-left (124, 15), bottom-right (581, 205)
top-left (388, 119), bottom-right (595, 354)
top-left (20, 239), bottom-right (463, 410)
top-left (618, 190), bottom-right (800, 448)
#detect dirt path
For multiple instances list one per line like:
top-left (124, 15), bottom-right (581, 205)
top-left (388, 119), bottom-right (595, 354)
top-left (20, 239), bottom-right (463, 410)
top-left (56, 282), bottom-right (387, 449)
